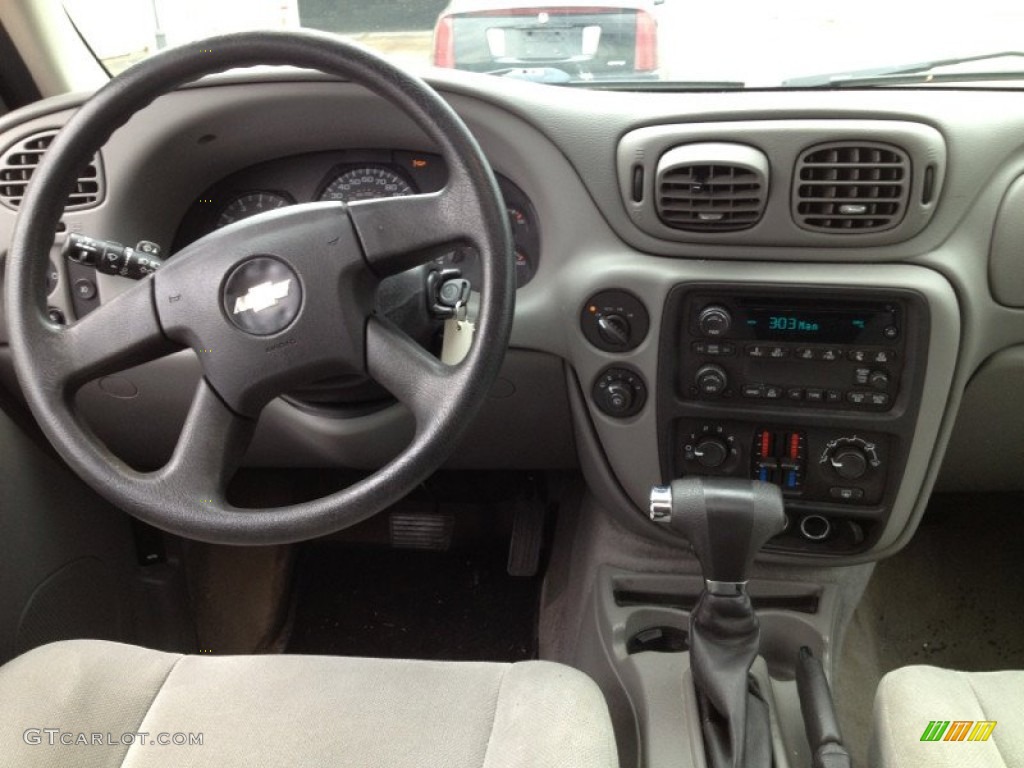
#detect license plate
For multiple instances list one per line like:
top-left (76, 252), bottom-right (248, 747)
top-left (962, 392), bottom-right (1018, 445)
top-left (507, 26), bottom-right (583, 60)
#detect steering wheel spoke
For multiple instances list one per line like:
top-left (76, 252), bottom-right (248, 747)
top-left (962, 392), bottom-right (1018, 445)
top-left (349, 188), bottom-right (477, 278)
top-left (52, 281), bottom-right (174, 392)
top-left (157, 379), bottom-right (256, 501)
top-left (365, 315), bottom-right (455, 425)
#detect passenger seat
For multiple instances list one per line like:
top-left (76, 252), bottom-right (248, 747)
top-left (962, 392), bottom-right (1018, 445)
top-left (871, 665), bottom-right (1024, 767)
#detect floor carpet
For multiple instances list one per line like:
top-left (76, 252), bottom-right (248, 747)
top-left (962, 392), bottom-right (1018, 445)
top-left (836, 493), bottom-right (1024, 765)
top-left (287, 542), bottom-right (540, 662)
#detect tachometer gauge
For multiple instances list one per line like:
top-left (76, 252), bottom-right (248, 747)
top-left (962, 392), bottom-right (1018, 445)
top-left (216, 191), bottom-right (293, 228)
top-left (319, 166), bottom-right (415, 202)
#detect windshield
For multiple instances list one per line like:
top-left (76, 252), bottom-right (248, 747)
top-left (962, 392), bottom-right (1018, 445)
top-left (64, 0), bottom-right (1024, 88)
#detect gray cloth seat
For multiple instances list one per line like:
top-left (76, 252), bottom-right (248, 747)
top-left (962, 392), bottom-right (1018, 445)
top-left (871, 665), bottom-right (1024, 768)
top-left (0, 639), bottom-right (619, 768)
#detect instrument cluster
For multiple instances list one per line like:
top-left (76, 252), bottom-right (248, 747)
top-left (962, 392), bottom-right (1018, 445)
top-left (174, 149), bottom-right (539, 288)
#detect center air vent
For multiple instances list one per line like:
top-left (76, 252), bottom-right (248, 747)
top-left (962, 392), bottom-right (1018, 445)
top-left (0, 129), bottom-right (105, 211)
top-left (793, 142), bottom-right (909, 232)
top-left (655, 143), bottom-right (769, 232)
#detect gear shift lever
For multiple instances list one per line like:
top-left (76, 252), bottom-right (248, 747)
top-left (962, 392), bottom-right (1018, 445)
top-left (649, 477), bottom-right (786, 768)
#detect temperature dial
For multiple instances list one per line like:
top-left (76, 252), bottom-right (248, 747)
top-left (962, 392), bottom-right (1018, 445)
top-left (820, 436), bottom-right (882, 479)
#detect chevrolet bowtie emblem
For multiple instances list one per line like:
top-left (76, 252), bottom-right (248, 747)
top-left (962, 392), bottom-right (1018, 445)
top-left (232, 279), bottom-right (291, 315)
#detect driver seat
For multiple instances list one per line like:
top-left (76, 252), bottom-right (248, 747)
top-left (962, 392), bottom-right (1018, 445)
top-left (0, 639), bottom-right (619, 767)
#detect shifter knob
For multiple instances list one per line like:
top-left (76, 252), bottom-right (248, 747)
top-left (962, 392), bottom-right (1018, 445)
top-left (649, 477), bottom-right (786, 589)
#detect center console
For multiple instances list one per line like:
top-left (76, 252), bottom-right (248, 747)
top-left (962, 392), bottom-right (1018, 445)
top-left (657, 284), bottom-right (929, 555)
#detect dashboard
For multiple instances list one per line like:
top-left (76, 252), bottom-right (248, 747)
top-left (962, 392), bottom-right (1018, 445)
top-left (3, 70), bottom-right (1024, 565)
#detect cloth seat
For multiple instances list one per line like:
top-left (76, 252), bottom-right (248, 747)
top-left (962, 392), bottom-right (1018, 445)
top-left (0, 639), bottom-right (618, 768)
top-left (871, 665), bottom-right (1024, 768)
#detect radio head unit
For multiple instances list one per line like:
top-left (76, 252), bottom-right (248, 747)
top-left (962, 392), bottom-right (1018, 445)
top-left (679, 291), bottom-right (909, 412)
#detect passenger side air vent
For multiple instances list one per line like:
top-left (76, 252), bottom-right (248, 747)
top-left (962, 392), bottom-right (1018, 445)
top-left (0, 129), bottom-right (105, 211)
top-left (655, 143), bottom-right (769, 232)
top-left (793, 142), bottom-right (909, 232)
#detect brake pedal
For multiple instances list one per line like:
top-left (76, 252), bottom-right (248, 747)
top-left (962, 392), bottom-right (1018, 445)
top-left (389, 513), bottom-right (454, 551)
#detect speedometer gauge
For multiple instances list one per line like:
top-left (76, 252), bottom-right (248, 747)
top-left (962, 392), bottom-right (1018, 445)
top-left (216, 191), bottom-right (293, 228)
top-left (318, 166), bottom-right (415, 202)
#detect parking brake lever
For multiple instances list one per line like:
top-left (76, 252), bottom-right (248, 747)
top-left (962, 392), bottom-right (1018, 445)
top-left (796, 646), bottom-right (853, 768)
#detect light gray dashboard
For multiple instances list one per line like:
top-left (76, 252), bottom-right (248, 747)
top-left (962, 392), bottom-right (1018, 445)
top-left (3, 71), bottom-right (1024, 563)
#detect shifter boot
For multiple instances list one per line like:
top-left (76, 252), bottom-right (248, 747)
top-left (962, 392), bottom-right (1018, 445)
top-left (690, 590), bottom-right (773, 768)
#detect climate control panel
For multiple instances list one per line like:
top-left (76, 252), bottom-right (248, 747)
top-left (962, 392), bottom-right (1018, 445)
top-left (675, 421), bottom-right (888, 501)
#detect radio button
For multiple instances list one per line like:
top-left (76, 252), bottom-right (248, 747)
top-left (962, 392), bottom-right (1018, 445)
top-left (764, 385), bottom-right (784, 400)
top-left (848, 349), bottom-right (868, 363)
top-left (873, 349), bottom-right (895, 363)
top-left (869, 392), bottom-right (890, 407)
top-left (883, 325), bottom-right (899, 340)
top-left (787, 388), bottom-right (805, 401)
top-left (768, 346), bottom-right (788, 359)
top-left (805, 388), bottom-right (825, 403)
top-left (826, 390), bottom-right (843, 404)
top-left (846, 391), bottom-right (869, 406)
top-left (746, 345), bottom-right (768, 359)
top-left (869, 371), bottom-right (890, 389)
top-left (820, 348), bottom-right (842, 362)
top-left (794, 347), bottom-right (816, 361)
top-left (742, 384), bottom-right (764, 399)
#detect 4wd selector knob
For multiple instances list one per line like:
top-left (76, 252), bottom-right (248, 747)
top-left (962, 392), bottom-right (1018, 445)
top-left (693, 436), bottom-right (729, 468)
top-left (830, 447), bottom-right (868, 480)
top-left (698, 305), bottom-right (732, 337)
top-left (695, 364), bottom-right (729, 396)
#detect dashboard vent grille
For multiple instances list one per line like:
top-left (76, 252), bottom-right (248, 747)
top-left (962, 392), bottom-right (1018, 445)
top-left (655, 143), bottom-right (769, 232)
top-left (794, 142), bottom-right (909, 231)
top-left (0, 129), bottom-right (105, 211)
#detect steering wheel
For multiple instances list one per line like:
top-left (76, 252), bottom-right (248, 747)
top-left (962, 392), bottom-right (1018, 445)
top-left (5, 31), bottom-right (515, 545)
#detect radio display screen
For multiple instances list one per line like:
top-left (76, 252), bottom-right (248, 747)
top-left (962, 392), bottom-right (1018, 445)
top-left (740, 302), bottom-right (899, 343)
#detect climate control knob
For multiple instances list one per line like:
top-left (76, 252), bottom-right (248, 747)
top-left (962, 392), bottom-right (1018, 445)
top-left (830, 447), bottom-right (869, 480)
top-left (693, 436), bottom-right (729, 469)
top-left (695, 364), bottom-right (729, 396)
top-left (697, 305), bottom-right (732, 338)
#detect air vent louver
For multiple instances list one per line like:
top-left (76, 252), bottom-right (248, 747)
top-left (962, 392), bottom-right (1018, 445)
top-left (793, 142), bottom-right (909, 232)
top-left (0, 129), bottom-right (105, 211)
top-left (655, 143), bottom-right (769, 232)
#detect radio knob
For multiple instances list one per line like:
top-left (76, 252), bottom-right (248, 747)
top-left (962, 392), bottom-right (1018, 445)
top-left (695, 364), bottom-right (729, 396)
top-left (694, 436), bottom-right (729, 469)
top-left (698, 305), bottom-right (732, 338)
top-left (830, 447), bottom-right (869, 480)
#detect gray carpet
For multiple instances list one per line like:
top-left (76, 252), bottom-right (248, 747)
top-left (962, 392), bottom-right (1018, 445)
top-left (835, 493), bottom-right (1024, 765)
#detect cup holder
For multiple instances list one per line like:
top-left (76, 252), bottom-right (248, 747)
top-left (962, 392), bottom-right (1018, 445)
top-left (627, 625), bottom-right (689, 654)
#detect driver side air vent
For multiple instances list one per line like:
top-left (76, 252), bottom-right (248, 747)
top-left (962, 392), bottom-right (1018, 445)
top-left (793, 141), bottom-right (910, 232)
top-left (655, 143), bottom-right (769, 232)
top-left (0, 129), bottom-right (105, 211)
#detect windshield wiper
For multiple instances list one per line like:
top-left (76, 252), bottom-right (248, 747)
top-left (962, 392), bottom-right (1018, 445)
top-left (784, 50), bottom-right (1024, 87)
